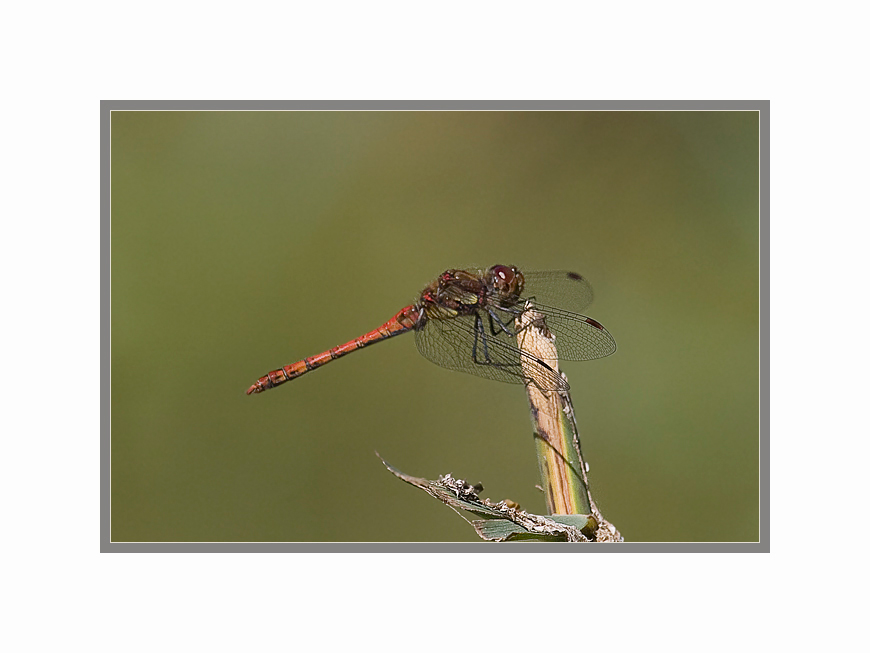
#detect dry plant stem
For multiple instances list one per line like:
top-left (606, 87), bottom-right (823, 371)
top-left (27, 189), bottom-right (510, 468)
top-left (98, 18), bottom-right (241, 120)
top-left (517, 304), bottom-right (623, 541)
top-left (516, 306), bottom-right (591, 515)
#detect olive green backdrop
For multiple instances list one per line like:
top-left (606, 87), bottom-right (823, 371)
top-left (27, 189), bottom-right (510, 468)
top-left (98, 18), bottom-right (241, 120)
top-left (110, 111), bottom-right (759, 542)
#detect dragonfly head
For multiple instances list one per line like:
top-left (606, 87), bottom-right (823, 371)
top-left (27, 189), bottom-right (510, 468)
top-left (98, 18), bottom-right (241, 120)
top-left (487, 265), bottom-right (524, 299)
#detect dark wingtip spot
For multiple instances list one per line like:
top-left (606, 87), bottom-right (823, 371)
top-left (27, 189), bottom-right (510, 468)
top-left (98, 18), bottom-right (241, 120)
top-left (585, 317), bottom-right (605, 330)
top-left (567, 272), bottom-right (584, 281)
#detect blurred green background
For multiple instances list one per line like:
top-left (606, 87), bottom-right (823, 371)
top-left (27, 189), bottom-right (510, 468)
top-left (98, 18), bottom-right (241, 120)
top-left (111, 111), bottom-right (759, 542)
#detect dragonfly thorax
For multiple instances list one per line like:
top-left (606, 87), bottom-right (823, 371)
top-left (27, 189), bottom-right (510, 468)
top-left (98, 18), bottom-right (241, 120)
top-left (417, 265), bottom-right (525, 321)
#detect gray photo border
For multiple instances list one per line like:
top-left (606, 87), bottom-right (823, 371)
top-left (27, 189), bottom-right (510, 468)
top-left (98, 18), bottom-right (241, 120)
top-left (101, 100), bottom-right (769, 553)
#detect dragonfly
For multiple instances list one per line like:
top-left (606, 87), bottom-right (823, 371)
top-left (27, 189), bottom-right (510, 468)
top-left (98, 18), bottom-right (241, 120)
top-left (246, 265), bottom-right (616, 395)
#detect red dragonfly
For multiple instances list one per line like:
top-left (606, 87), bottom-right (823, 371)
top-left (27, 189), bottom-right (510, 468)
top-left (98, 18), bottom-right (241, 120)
top-left (246, 265), bottom-right (616, 395)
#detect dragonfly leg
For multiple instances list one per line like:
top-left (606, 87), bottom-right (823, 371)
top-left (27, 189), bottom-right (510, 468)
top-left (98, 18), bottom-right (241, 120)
top-left (472, 311), bottom-right (526, 373)
top-left (471, 313), bottom-right (491, 365)
top-left (487, 309), bottom-right (517, 337)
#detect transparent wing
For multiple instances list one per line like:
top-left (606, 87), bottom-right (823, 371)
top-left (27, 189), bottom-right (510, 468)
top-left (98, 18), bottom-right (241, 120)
top-left (415, 312), bottom-right (568, 391)
top-left (521, 271), bottom-right (596, 315)
top-left (523, 305), bottom-right (617, 361)
top-left (520, 271), bottom-right (616, 361)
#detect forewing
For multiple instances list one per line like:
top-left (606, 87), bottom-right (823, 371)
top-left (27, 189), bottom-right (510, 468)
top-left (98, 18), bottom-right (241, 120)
top-left (524, 305), bottom-right (617, 361)
top-left (520, 271), bottom-right (616, 361)
top-left (415, 313), bottom-right (567, 390)
top-left (521, 271), bottom-right (596, 315)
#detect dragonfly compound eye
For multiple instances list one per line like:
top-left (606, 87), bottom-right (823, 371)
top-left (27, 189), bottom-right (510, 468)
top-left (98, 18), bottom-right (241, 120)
top-left (489, 265), bottom-right (523, 295)
top-left (491, 265), bottom-right (514, 282)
